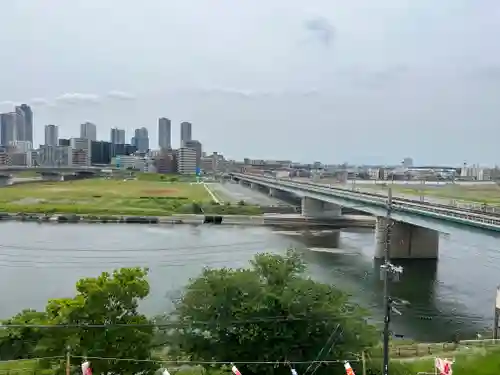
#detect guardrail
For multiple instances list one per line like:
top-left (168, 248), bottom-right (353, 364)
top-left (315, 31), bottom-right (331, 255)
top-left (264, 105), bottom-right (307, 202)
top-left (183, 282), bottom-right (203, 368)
top-left (290, 178), bottom-right (500, 215)
top-left (231, 173), bottom-right (500, 228)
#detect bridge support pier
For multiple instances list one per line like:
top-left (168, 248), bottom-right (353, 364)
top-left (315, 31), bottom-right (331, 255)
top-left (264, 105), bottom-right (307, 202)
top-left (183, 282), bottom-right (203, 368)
top-left (0, 175), bottom-right (11, 187)
top-left (301, 197), bottom-right (341, 218)
top-left (250, 183), bottom-right (257, 189)
top-left (375, 217), bottom-right (439, 259)
top-left (269, 188), bottom-right (278, 197)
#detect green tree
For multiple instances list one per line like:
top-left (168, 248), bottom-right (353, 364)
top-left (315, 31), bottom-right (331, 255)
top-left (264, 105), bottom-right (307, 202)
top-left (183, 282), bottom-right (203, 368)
top-left (0, 310), bottom-right (48, 360)
top-left (169, 250), bottom-right (377, 375)
top-left (1, 268), bottom-right (157, 375)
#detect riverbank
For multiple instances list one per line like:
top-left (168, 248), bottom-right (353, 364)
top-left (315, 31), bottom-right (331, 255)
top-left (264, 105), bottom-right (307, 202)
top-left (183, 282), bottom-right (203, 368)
top-left (0, 212), bottom-right (375, 228)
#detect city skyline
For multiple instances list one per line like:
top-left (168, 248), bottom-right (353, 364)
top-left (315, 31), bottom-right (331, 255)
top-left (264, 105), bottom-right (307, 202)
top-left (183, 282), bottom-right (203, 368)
top-left (1, 104), bottom-right (198, 151)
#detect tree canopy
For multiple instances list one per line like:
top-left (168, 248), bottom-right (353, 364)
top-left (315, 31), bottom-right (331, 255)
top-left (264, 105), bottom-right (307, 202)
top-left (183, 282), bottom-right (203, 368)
top-left (168, 249), bottom-right (377, 375)
top-left (0, 267), bottom-right (157, 375)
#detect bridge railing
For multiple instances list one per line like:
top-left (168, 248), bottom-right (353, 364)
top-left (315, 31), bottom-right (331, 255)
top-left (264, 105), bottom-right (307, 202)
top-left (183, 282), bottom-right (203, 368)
top-left (232, 173), bottom-right (500, 227)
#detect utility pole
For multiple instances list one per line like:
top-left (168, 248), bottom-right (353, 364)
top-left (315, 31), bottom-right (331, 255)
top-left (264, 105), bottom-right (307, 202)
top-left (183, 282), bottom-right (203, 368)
top-left (66, 345), bottom-right (71, 375)
top-left (494, 286), bottom-right (500, 340)
top-left (380, 188), bottom-right (403, 375)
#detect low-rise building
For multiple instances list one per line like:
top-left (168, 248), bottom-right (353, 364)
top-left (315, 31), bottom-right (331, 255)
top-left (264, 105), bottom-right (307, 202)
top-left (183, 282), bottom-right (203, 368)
top-left (70, 138), bottom-right (91, 166)
top-left (154, 150), bottom-right (176, 173)
top-left (9, 141), bottom-right (33, 153)
top-left (0, 152), bottom-right (9, 166)
top-left (37, 145), bottom-right (72, 167)
top-left (183, 140), bottom-right (202, 169)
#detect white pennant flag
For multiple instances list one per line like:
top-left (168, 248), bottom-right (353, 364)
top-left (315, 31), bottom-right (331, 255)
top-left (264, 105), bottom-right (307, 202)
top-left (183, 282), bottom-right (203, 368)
top-left (232, 365), bottom-right (242, 375)
top-left (291, 369), bottom-right (298, 375)
top-left (162, 369), bottom-right (171, 375)
top-left (344, 361), bottom-right (356, 375)
top-left (81, 361), bottom-right (92, 375)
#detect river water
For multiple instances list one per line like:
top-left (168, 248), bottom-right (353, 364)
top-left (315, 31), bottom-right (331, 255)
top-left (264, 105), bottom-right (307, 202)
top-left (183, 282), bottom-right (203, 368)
top-left (1, 219), bottom-right (499, 343)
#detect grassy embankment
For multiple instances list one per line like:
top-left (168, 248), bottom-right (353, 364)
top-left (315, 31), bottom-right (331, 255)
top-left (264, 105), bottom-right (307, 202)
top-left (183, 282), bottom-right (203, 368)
top-left (0, 174), bottom-right (261, 216)
top-left (365, 339), bottom-right (500, 374)
top-left (364, 182), bottom-right (500, 205)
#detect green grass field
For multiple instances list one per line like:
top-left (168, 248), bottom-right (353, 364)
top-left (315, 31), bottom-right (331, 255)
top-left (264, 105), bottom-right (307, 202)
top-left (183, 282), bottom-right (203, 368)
top-left (366, 182), bottom-right (500, 205)
top-left (0, 178), bottom-right (212, 216)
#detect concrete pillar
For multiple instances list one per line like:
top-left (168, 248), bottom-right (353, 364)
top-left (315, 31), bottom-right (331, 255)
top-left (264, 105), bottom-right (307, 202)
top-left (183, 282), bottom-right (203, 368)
top-left (301, 197), bottom-right (323, 217)
top-left (238, 179), bottom-right (244, 185)
top-left (375, 217), bottom-right (439, 259)
top-left (0, 175), bottom-right (10, 187)
top-left (301, 197), bottom-right (341, 217)
top-left (329, 231), bottom-right (341, 247)
top-left (250, 183), bottom-right (256, 189)
top-left (323, 202), bottom-right (341, 217)
top-left (269, 188), bottom-right (277, 197)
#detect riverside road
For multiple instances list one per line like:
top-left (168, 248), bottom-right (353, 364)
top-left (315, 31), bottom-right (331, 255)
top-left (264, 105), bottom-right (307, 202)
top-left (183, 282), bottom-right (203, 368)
top-left (0, 182), bottom-right (499, 342)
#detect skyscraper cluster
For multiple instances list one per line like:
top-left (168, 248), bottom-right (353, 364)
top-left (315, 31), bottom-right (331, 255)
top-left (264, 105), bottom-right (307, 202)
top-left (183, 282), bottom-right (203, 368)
top-left (156, 118), bottom-right (202, 174)
top-left (0, 104), bottom-right (34, 148)
top-left (0, 105), bottom-right (215, 174)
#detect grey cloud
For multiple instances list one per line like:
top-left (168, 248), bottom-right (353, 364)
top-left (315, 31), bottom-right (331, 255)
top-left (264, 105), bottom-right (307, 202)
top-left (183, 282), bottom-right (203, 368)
top-left (355, 65), bottom-right (410, 88)
top-left (0, 100), bottom-right (16, 108)
top-left (105, 90), bottom-right (136, 100)
top-left (471, 65), bottom-right (500, 81)
top-left (304, 17), bottom-right (335, 46)
top-left (29, 98), bottom-right (52, 106)
top-left (196, 87), bottom-right (321, 98)
top-left (55, 93), bottom-right (101, 105)
top-left (2, 91), bottom-right (137, 108)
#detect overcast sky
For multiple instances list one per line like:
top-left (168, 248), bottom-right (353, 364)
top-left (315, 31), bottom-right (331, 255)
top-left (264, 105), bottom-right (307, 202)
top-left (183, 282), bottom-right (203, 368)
top-left (0, 0), bottom-right (499, 165)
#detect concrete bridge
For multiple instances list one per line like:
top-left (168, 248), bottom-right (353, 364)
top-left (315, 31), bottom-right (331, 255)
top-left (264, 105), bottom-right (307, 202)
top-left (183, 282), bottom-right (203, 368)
top-left (0, 171), bottom-right (98, 186)
top-left (0, 166), bottom-right (108, 173)
top-left (229, 172), bottom-right (500, 260)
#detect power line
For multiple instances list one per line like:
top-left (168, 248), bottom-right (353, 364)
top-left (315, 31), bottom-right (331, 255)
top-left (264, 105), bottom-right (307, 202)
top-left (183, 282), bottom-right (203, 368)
top-left (0, 259), bottom-right (258, 269)
top-left (70, 355), bottom-right (360, 365)
top-left (0, 241), bottom-right (267, 253)
top-left (0, 315), bottom-right (369, 329)
top-left (0, 356), bottom-right (64, 364)
top-left (0, 314), bottom-right (491, 331)
top-left (304, 324), bottom-right (343, 375)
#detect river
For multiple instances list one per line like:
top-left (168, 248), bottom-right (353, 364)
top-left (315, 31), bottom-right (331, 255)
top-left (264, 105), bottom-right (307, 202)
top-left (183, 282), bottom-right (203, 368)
top-left (1, 219), bottom-right (499, 343)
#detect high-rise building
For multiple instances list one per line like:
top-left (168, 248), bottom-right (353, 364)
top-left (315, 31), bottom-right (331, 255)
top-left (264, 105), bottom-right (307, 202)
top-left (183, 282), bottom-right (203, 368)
top-left (91, 141), bottom-right (112, 164)
top-left (80, 122), bottom-right (97, 141)
top-left (158, 117), bottom-right (171, 150)
top-left (110, 128), bottom-right (126, 145)
top-left (19, 104), bottom-right (33, 144)
top-left (44, 124), bottom-right (58, 146)
top-left (180, 121), bottom-right (192, 146)
top-left (14, 106), bottom-right (25, 142)
top-left (183, 139), bottom-right (202, 169)
top-left (0, 112), bottom-right (17, 146)
top-left (132, 127), bottom-right (149, 153)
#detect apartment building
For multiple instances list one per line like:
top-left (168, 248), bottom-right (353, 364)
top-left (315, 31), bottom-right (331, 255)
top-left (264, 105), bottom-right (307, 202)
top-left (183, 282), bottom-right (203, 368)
top-left (70, 137), bottom-right (91, 166)
top-left (176, 147), bottom-right (197, 175)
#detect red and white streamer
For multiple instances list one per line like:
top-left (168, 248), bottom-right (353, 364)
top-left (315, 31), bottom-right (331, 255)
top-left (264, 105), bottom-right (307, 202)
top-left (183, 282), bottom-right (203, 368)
top-left (232, 365), bottom-right (242, 375)
top-left (344, 361), bottom-right (356, 375)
